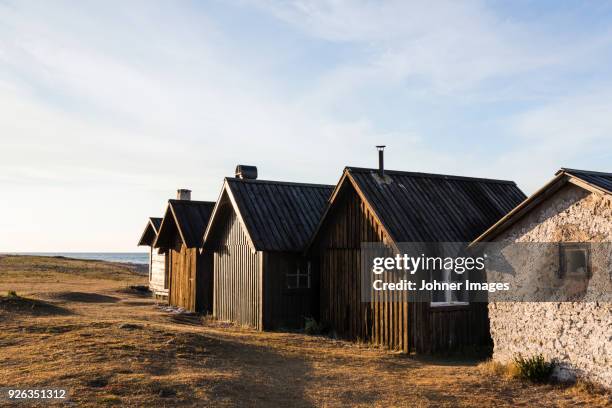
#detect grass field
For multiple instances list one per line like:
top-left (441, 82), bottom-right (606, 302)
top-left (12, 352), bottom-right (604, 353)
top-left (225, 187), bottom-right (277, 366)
top-left (0, 255), bottom-right (609, 407)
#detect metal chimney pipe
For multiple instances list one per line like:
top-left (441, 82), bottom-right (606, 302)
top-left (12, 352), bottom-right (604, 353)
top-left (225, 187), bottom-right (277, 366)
top-left (376, 145), bottom-right (386, 177)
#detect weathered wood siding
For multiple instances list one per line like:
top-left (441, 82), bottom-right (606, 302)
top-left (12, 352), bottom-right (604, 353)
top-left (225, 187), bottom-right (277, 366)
top-left (167, 240), bottom-right (213, 313)
top-left (424, 304), bottom-right (489, 353)
top-left (148, 248), bottom-right (168, 296)
top-left (317, 184), bottom-right (394, 345)
top-left (316, 185), bottom-right (490, 354)
top-left (263, 253), bottom-right (317, 330)
top-left (168, 241), bottom-right (198, 311)
top-left (213, 209), bottom-right (263, 330)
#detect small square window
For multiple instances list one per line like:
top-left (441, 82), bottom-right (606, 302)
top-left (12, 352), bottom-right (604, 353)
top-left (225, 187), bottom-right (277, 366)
top-left (559, 243), bottom-right (590, 278)
top-left (287, 261), bottom-right (311, 289)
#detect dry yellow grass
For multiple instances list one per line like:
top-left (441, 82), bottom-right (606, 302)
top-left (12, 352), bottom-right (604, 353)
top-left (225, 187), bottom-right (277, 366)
top-left (0, 255), bottom-right (609, 407)
top-left (478, 359), bottom-right (521, 379)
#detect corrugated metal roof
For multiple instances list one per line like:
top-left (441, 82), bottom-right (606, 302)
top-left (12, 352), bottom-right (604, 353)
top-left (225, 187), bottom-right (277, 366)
top-left (560, 168), bottom-right (612, 194)
top-left (206, 178), bottom-right (334, 252)
top-left (346, 167), bottom-right (526, 242)
top-left (137, 217), bottom-right (162, 246)
top-left (155, 200), bottom-right (215, 248)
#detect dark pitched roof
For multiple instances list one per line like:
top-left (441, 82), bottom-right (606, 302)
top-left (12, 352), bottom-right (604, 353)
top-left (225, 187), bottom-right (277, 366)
top-left (154, 200), bottom-right (215, 248)
top-left (473, 168), bottom-right (611, 244)
top-left (137, 217), bottom-right (163, 246)
top-left (150, 217), bottom-right (162, 231)
top-left (203, 178), bottom-right (334, 252)
top-left (558, 168), bottom-right (612, 194)
top-left (309, 167), bottom-right (526, 247)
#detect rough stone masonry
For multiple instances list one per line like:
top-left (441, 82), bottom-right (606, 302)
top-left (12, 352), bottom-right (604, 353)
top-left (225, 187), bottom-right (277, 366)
top-left (489, 184), bottom-right (611, 389)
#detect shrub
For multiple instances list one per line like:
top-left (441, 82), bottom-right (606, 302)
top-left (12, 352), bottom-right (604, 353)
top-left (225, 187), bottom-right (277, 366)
top-left (304, 317), bottom-right (323, 335)
top-left (7, 290), bottom-right (18, 298)
top-left (513, 354), bottom-right (554, 383)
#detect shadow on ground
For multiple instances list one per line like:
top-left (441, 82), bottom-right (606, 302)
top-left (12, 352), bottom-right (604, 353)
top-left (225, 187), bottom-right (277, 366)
top-left (0, 295), bottom-right (73, 316)
top-left (46, 291), bottom-right (120, 303)
top-left (115, 285), bottom-right (152, 298)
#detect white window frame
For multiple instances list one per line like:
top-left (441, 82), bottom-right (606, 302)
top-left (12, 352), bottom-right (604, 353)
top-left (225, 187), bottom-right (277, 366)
top-left (430, 267), bottom-right (469, 307)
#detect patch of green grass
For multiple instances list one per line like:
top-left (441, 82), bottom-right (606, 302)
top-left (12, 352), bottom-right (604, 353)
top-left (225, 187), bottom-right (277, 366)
top-left (513, 354), bottom-right (554, 383)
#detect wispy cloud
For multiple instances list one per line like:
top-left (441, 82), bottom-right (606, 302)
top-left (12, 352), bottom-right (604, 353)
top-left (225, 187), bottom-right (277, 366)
top-left (253, 0), bottom-right (612, 95)
top-left (1, 1), bottom-right (611, 250)
top-left (251, 1), bottom-right (612, 189)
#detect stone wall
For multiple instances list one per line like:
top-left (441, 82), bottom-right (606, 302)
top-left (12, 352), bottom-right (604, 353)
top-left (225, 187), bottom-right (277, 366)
top-left (489, 183), bottom-right (612, 388)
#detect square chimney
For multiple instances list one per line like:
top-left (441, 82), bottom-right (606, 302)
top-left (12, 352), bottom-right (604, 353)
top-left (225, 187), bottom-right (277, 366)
top-left (235, 165), bottom-right (258, 180)
top-left (177, 189), bottom-right (191, 200)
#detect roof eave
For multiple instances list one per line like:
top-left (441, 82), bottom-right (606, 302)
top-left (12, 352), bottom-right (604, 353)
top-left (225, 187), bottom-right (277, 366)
top-left (304, 168), bottom-right (400, 255)
top-left (472, 168), bottom-right (612, 246)
top-left (153, 202), bottom-right (186, 248)
top-left (303, 170), bottom-right (350, 254)
top-left (201, 179), bottom-right (259, 254)
top-left (470, 172), bottom-right (569, 246)
top-left (137, 224), bottom-right (154, 246)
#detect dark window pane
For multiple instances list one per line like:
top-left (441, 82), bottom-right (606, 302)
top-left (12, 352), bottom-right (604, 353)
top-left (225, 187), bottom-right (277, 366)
top-left (566, 250), bottom-right (587, 275)
top-left (560, 244), bottom-right (590, 278)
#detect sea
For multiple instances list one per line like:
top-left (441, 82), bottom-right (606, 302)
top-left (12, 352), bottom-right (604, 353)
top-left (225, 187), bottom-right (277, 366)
top-left (3, 252), bottom-right (149, 265)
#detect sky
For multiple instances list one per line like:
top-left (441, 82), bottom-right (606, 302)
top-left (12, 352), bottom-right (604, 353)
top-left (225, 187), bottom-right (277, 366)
top-left (1, 0), bottom-right (612, 252)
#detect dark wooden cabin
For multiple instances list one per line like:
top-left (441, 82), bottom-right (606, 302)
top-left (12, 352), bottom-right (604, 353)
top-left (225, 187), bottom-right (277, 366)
top-left (202, 169), bottom-right (333, 330)
top-left (307, 165), bottom-right (526, 354)
top-left (137, 217), bottom-right (168, 299)
top-left (154, 192), bottom-right (215, 313)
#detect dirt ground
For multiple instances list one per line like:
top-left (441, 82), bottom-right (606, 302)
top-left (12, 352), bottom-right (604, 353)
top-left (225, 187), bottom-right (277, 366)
top-left (0, 255), bottom-right (609, 407)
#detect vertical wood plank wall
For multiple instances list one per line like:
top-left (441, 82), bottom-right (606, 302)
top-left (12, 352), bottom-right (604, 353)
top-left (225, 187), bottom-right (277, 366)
top-left (213, 209), bottom-right (263, 330)
top-left (148, 248), bottom-right (152, 280)
top-left (168, 241), bottom-right (198, 312)
top-left (318, 185), bottom-right (399, 347)
top-left (263, 253), bottom-right (316, 330)
top-left (149, 248), bottom-right (167, 296)
top-left (317, 185), bottom-right (490, 354)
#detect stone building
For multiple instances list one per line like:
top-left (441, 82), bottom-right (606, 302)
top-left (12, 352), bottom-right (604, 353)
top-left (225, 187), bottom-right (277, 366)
top-left (472, 168), bottom-right (612, 388)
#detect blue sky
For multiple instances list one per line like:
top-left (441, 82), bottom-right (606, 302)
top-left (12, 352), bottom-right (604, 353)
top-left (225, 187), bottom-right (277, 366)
top-left (1, 0), bottom-right (611, 251)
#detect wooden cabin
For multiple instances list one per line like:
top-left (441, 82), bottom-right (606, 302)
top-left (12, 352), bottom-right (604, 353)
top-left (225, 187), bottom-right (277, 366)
top-left (154, 190), bottom-right (215, 313)
top-left (202, 166), bottom-right (333, 330)
top-left (472, 168), bottom-right (612, 388)
top-left (307, 164), bottom-right (526, 354)
top-left (137, 217), bottom-right (168, 299)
